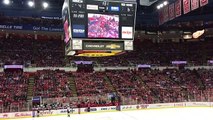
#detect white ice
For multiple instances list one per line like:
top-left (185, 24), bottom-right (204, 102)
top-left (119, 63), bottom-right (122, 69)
top-left (9, 108), bottom-right (213, 120)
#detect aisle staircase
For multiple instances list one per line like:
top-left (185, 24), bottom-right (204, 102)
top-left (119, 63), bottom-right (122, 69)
top-left (68, 76), bottom-right (78, 97)
top-left (136, 75), bottom-right (160, 102)
top-left (194, 71), bottom-right (207, 100)
top-left (194, 71), bottom-right (206, 90)
top-left (104, 76), bottom-right (117, 93)
top-left (166, 74), bottom-right (193, 101)
top-left (27, 77), bottom-right (35, 100)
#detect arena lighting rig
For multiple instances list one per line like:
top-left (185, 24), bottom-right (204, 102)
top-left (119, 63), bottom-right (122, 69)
top-left (28, 1), bottom-right (35, 7)
top-left (42, 2), bottom-right (49, 9)
top-left (157, 1), bottom-right (168, 9)
top-left (2, 0), bottom-right (49, 9)
top-left (3, 0), bottom-right (10, 5)
top-left (62, 0), bottom-right (137, 57)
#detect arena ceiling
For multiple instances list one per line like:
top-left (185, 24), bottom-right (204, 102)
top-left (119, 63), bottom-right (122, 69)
top-left (0, 0), bottom-right (212, 26)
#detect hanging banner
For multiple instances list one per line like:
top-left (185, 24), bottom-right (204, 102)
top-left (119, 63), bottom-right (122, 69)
top-left (191, 0), bottom-right (199, 10)
top-left (183, 0), bottom-right (191, 14)
top-left (175, 0), bottom-right (182, 17)
top-left (200, 0), bottom-right (208, 7)
top-left (163, 6), bottom-right (169, 23)
top-left (159, 9), bottom-right (164, 25)
top-left (169, 3), bottom-right (175, 20)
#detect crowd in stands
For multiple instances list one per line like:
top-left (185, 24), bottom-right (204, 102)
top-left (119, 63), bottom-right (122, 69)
top-left (0, 30), bottom-right (213, 112)
top-left (0, 70), bottom-right (29, 112)
top-left (42, 38), bottom-right (212, 66)
top-left (69, 39), bottom-right (213, 66)
top-left (72, 69), bottom-right (213, 105)
top-left (0, 32), bottom-right (213, 67)
top-left (105, 70), bottom-right (148, 100)
top-left (73, 72), bottom-right (114, 97)
top-left (0, 33), bottom-right (65, 67)
top-left (0, 68), bottom-right (212, 112)
top-left (33, 70), bottom-right (73, 98)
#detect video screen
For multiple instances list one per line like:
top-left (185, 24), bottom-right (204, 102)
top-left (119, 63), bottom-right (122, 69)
top-left (64, 19), bottom-right (70, 43)
top-left (88, 13), bottom-right (119, 39)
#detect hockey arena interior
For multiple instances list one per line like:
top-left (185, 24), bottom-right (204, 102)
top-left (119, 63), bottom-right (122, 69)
top-left (0, 0), bottom-right (213, 120)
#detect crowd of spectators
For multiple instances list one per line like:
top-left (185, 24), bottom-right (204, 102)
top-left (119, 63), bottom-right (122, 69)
top-left (105, 70), bottom-right (146, 99)
top-left (72, 69), bottom-right (212, 104)
top-left (0, 14), bottom-right (213, 114)
top-left (0, 28), bottom-right (213, 112)
top-left (0, 71), bottom-right (29, 112)
top-left (69, 39), bottom-right (213, 66)
top-left (33, 68), bottom-right (213, 110)
top-left (0, 33), bottom-right (65, 67)
top-left (0, 68), bottom-right (212, 112)
top-left (74, 72), bottom-right (114, 97)
top-left (33, 70), bottom-right (73, 98)
top-left (35, 68), bottom-right (212, 107)
top-left (0, 32), bottom-right (213, 67)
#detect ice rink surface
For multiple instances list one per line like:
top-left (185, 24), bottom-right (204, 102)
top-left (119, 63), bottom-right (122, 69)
top-left (9, 108), bottom-right (213, 120)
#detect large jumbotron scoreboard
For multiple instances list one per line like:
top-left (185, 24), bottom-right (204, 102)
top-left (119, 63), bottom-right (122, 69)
top-left (62, 0), bottom-right (137, 57)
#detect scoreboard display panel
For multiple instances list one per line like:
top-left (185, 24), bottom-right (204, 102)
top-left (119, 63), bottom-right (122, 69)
top-left (70, 0), bottom-right (136, 40)
top-left (63, 0), bottom-right (136, 56)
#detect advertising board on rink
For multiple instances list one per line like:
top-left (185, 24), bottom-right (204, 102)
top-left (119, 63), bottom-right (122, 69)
top-left (0, 111), bottom-right (32, 119)
top-left (1, 102), bottom-right (213, 119)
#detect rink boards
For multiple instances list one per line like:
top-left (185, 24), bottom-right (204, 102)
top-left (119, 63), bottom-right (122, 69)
top-left (1, 102), bottom-right (213, 119)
